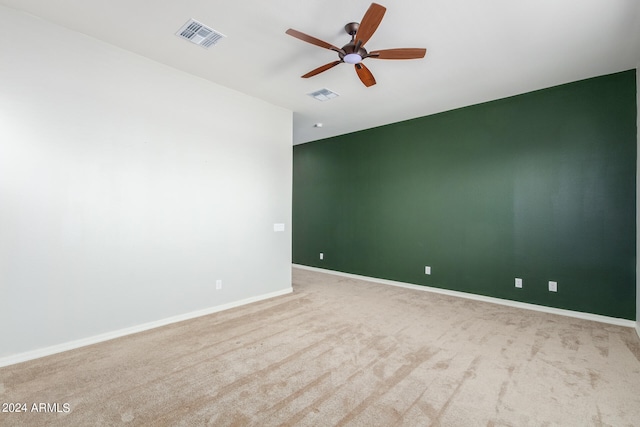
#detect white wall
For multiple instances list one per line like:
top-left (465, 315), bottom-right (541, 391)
top-left (0, 7), bottom-right (292, 360)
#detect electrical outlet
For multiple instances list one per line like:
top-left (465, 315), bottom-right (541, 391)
top-left (216, 279), bottom-right (222, 290)
top-left (320, 253), bottom-right (324, 260)
top-left (515, 278), bottom-right (523, 288)
top-left (548, 281), bottom-right (557, 292)
top-left (425, 266), bottom-right (431, 275)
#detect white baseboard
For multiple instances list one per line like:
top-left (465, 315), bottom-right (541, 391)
top-left (293, 264), bottom-right (636, 329)
top-left (0, 287), bottom-right (292, 368)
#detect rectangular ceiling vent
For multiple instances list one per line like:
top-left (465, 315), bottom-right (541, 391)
top-left (308, 88), bottom-right (339, 101)
top-left (176, 19), bottom-right (226, 48)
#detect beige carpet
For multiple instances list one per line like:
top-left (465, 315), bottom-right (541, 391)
top-left (1, 267), bottom-right (639, 426)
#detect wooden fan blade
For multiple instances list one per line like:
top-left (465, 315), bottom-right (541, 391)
top-left (368, 48), bottom-right (427, 60)
top-left (302, 61), bottom-right (342, 78)
top-left (355, 3), bottom-right (386, 47)
top-left (286, 29), bottom-right (342, 52)
top-left (355, 63), bottom-right (376, 87)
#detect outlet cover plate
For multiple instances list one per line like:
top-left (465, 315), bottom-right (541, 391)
top-left (548, 281), bottom-right (557, 292)
top-left (515, 278), bottom-right (523, 288)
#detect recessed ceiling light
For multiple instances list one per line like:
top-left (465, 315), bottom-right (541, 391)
top-left (314, 123), bottom-right (323, 128)
top-left (308, 88), bottom-right (339, 101)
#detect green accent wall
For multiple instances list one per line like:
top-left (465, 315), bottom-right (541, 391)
top-left (293, 70), bottom-right (637, 320)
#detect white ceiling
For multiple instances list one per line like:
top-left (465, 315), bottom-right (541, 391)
top-left (2, 0), bottom-right (639, 144)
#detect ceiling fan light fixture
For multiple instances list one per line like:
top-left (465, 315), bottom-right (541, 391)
top-left (343, 53), bottom-right (362, 64)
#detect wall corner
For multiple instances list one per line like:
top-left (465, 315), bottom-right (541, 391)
top-left (636, 66), bottom-right (640, 339)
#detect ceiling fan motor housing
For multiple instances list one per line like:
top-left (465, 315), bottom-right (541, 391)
top-left (340, 42), bottom-right (368, 63)
top-left (340, 22), bottom-right (368, 63)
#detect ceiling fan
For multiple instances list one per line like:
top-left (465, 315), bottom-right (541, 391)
top-left (285, 3), bottom-right (426, 87)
